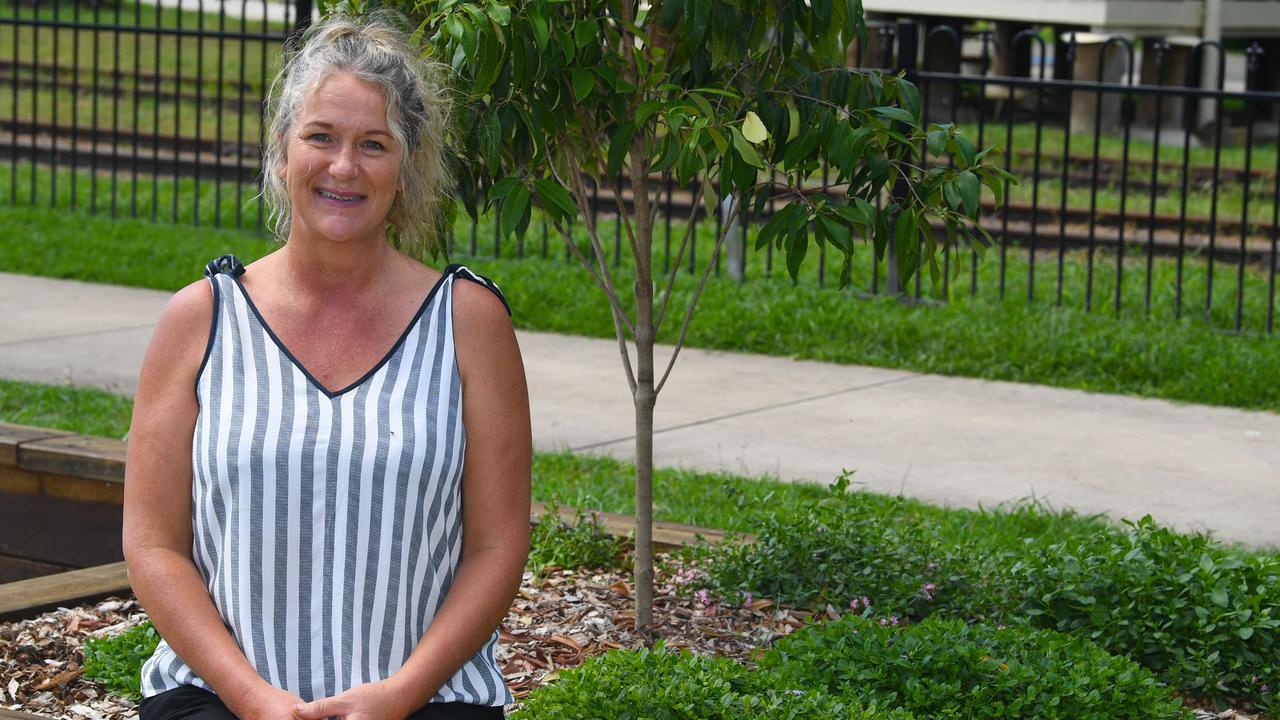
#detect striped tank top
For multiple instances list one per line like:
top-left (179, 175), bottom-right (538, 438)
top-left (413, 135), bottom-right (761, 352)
top-left (141, 255), bottom-right (512, 707)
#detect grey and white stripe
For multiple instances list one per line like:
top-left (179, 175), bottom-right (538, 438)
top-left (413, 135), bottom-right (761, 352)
top-left (141, 264), bottom-right (511, 708)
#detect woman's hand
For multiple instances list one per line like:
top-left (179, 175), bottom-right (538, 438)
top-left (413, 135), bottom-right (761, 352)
top-left (227, 683), bottom-right (306, 720)
top-left (292, 681), bottom-right (411, 720)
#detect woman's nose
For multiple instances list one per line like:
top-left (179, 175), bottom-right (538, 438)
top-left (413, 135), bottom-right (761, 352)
top-left (329, 144), bottom-right (359, 180)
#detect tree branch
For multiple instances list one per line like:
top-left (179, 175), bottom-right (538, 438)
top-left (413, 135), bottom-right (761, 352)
top-left (653, 171), bottom-right (709, 334)
top-left (549, 160), bottom-right (638, 340)
top-left (654, 199), bottom-right (741, 397)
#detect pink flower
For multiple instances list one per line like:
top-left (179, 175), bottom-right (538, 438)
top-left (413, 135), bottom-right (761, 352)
top-left (849, 598), bottom-right (860, 610)
top-left (695, 590), bottom-right (711, 606)
top-left (743, 591), bottom-right (754, 608)
top-left (926, 562), bottom-right (939, 570)
top-left (889, 615), bottom-right (900, 625)
top-left (863, 596), bottom-right (872, 608)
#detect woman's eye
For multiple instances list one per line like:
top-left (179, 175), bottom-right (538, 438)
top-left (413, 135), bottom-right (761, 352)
top-left (362, 140), bottom-right (386, 151)
top-left (306, 132), bottom-right (332, 143)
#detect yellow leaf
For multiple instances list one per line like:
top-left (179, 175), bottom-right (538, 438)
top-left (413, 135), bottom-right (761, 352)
top-left (742, 111), bottom-right (769, 144)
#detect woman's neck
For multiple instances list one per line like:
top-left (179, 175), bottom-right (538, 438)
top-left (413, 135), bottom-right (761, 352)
top-left (274, 234), bottom-right (400, 301)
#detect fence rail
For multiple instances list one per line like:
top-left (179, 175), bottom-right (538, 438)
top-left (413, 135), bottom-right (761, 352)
top-left (2, 4), bottom-right (1277, 335)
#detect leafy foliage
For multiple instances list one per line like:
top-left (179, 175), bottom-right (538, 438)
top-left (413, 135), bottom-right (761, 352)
top-left (696, 479), bottom-right (1280, 713)
top-left (761, 616), bottom-right (1193, 720)
top-left (512, 644), bottom-right (917, 719)
top-left (528, 503), bottom-right (627, 575)
top-left (403, 0), bottom-right (1011, 287)
top-left (1013, 517), bottom-right (1280, 712)
top-left (82, 622), bottom-right (161, 701)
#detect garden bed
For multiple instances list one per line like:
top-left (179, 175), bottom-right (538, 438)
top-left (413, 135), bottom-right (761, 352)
top-left (1, 556), bottom-right (814, 720)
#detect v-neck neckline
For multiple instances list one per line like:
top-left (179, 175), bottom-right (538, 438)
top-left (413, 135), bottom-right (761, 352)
top-left (229, 264), bottom-right (459, 399)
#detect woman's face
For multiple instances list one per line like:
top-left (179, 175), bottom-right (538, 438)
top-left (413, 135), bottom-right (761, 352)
top-left (283, 71), bottom-right (401, 248)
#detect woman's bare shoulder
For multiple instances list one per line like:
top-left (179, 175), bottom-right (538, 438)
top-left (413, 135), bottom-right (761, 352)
top-left (140, 278), bottom-right (217, 392)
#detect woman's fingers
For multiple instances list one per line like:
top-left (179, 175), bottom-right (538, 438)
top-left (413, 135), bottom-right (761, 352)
top-left (293, 696), bottom-right (337, 720)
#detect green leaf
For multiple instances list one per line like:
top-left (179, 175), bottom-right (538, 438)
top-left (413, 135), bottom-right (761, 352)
top-left (571, 68), bottom-right (594, 103)
top-left (1211, 588), bottom-right (1230, 608)
top-left (818, 215), bottom-right (852, 253)
top-left (499, 183), bottom-right (529, 240)
top-left (483, 2), bottom-right (511, 26)
top-left (529, 11), bottom-right (549, 50)
top-left (926, 129), bottom-right (947, 157)
top-left (897, 78), bottom-right (921, 122)
top-left (701, 179), bottom-right (719, 218)
top-left (957, 170), bottom-right (981, 217)
top-left (687, 0), bottom-right (710, 47)
top-left (981, 170), bottom-right (1006, 207)
top-left (730, 127), bottom-right (765, 169)
top-left (533, 178), bottom-right (577, 225)
top-left (607, 123), bottom-right (637, 177)
top-left (636, 100), bottom-right (666, 128)
top-left (706, 128), bottom-right (728, 157)
top-left (786, 225), bottom-right (809, 281)
top-left (950, 133), bottom-right (977, 168)
top-left (488, 175), bottom-right (521, 203)
top-left (574, 20), bottom-right (595, 53)
top-left (871, 106), bottom-right (917, 127)
top-left (894, 208), bottom-right (920, 287)
top-left (1238, 626), bottom-right (1255, 640)
top-left (742, 111), bottom-right (769, 144)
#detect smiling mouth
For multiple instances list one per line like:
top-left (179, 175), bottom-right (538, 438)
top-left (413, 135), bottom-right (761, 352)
top-left (316, 188), bottom-right (367, 203)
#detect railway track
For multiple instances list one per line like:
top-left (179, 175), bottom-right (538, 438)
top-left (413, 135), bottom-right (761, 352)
top-left (3, 127), bottom-right (1276, 264)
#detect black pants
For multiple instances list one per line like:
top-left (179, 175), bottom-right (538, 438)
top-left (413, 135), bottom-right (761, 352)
top-left (139, 685), bottom-right (504, 720)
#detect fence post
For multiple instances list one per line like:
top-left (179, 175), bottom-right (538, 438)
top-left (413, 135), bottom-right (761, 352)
top-left (294, 0), bottom-right (314, 38)
top-left (886, 20), bottom-right (919, 295)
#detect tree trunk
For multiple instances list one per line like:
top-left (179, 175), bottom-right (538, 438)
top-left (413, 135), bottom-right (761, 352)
top-left (632, 191), bottom-right (656, 631)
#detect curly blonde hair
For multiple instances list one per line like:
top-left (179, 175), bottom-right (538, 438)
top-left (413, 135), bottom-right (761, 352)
top-left (262, 10), bottom-right (453, 257)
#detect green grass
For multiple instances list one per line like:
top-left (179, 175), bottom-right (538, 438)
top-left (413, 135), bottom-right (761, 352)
top-left (0, 379), bottom-right (134, 439)
top-left (954, 119), bottom-right (1279, 174)
top-left (2, 196), bottom-right (1278, 412)
top-left (0, 0), bottom-right (284, 143)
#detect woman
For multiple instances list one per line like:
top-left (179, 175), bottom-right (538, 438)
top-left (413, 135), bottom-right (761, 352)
top-left (122, 13), bottom-right (530, 720)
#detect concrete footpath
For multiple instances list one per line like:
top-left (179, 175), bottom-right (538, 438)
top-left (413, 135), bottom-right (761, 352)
top-left (2, 271), bottom-right (1278, 548)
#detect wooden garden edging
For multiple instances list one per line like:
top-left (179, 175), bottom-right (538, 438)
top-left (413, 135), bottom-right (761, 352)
top-left (0, 421), bottom-right (740, 623)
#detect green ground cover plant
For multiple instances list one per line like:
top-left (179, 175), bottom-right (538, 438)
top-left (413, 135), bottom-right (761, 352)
top-left (81, 621), bottom-right (160, 700)
top-left (527, 504), bottom-right (626, 576)
top-left (761, 616), bottom-right (1194, 720)
top-left (3, 200), bottom-right (1278, 412)
top-left (697, 478), bottom-right (1280, 713)
top-left (513, 645), bottom-right (916, 720)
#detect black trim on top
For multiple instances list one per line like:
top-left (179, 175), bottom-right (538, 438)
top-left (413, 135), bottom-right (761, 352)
top-left (204, 253), bottom-right (245, 279)
top-left (453, 267), bottom-right (512, 317)
top-left (193, 274), bottom-right (222, 395)
top-left (228, 264), bottom-right (461, 399)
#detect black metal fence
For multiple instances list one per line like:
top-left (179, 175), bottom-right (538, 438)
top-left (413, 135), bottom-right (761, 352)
top-left (2, 5), bottom-right (1277, 334)
top-left (0, 0), bottom-right (298, 226)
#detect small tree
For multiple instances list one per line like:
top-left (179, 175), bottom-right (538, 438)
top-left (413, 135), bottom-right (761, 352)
top-left (392, 0), bottom-right (1010, 628)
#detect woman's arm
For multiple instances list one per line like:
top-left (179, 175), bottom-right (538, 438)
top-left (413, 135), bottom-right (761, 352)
top-left (123, 280), bottom-right (302, 720)
top-left (294, 279), bottom-right (532, 720)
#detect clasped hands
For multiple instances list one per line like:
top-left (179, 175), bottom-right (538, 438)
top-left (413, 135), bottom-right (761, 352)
top-left (238, 678), bottom-right (414, 720)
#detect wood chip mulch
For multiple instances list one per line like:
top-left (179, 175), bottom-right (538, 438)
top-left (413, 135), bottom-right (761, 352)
top-left (0, 557), bottom-right (1267, 720)
top-left (0, 556), bottom-right (811, 720)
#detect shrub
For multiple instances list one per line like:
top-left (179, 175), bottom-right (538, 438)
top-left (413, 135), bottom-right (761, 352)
top-left (697, 475), bottom-right (1019, 622)
top-left (1013, 515), bottom-right (1280, 712)
top-left (527, 504), bottom-right (627, 575)
top-left (512, 645), bottom-right (916, 720)
top-left (700, 479), bottom-right (1280, 713)
top-left (761, 616), bottom-right (1193, 720)
top-left (82, 621), bottom-right (161, 700)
